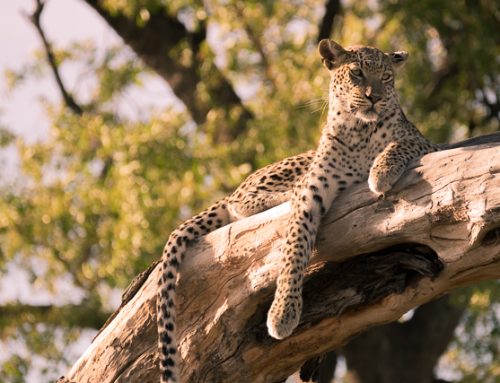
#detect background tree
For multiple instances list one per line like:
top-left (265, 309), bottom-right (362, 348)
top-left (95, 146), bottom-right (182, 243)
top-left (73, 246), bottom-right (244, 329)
top-left (0, 0), bottom-right (498, 382)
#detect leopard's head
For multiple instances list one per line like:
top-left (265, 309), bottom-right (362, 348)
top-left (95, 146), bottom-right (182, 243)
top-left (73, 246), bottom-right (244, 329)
top-left (318, 39), bottom-right (408, 122)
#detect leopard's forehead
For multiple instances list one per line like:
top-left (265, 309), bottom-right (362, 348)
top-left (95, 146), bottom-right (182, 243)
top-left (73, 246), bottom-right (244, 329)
top-left (346, 45), bottom-right (388, 68)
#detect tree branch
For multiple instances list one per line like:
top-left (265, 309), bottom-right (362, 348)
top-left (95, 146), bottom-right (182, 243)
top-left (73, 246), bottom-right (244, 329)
top-left (317, 0), bottom-right (342, 42)
top-left (300, 293), bottom-right (467, 383)
top-left (24, 0), bottom-right (83, 115)
top-left (82, 0), bottom-right (253, 142)
top-left (58, 135), bottom-right (500, 383)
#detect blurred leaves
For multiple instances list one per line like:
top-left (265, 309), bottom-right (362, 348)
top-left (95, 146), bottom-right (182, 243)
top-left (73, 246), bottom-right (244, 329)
top-left (0, 127), bottom-right (15, 147)
top-left (439, 285), bottom-right (500, 383)
top-left (0, 355), bottom-right (28, 383)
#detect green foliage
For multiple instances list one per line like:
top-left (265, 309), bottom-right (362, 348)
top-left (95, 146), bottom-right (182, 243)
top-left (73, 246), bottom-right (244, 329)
top-left (379, 0), bottom-right (499, 139)
top-left (444, 283), bottom-right (500, 382)
top-left (0, 355), bottom-right (28, 383)
top-left (0, 127), bottom-right (15, 147)
top-left (0, 324), bottom-right (87, 383)
top-left (0, 0), bottom-right (498, 381)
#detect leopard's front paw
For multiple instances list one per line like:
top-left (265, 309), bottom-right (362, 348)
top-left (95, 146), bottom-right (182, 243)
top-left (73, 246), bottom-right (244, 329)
top-left (266, 295), bottom-right (302, 340)
top-left (368, 171), bottom-right (393, 196)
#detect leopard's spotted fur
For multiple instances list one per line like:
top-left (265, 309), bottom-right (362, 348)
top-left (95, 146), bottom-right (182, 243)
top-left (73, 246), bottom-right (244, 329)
top-left (157, 39), bottom-right (436, 382)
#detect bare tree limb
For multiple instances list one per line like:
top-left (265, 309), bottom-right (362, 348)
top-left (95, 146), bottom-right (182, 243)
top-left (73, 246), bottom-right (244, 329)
top-left (299, 293), bottom-right (467, 383)
top-left (24, 0), bottom-right (83, 115)
top-left (59, 136), bottom-right (500, 383)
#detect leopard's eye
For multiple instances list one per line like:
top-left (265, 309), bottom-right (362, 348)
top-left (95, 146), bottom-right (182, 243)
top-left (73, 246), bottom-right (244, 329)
top-left (350, 68), bottom-right (363, 77)
top-left (382, 72), bottom-right (392, 81)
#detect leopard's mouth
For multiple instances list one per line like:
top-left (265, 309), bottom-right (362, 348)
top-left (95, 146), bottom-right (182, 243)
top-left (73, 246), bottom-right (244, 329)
top-left (357, 106), bottom-right (379, 122)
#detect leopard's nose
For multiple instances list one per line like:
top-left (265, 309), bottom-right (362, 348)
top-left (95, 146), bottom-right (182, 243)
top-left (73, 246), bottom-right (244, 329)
top-left (366, 92), bottom-right (382, 104)
top-left (365, 85), bottom-right (382, 104)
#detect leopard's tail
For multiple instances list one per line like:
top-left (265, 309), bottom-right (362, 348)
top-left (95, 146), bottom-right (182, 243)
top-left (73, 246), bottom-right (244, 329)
top-left (158, 197), bottom-right (231, 383)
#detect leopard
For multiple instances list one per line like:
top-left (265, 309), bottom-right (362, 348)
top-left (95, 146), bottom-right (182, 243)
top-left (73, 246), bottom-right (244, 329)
top-left (157, 39), bottom-right (436, 382)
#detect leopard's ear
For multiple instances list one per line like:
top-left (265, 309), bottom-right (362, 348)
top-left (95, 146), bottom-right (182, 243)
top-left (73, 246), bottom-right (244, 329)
top-left (387, 51), bottom-right (409, 70)
top-left (318, 39), bottom-right (348, 70)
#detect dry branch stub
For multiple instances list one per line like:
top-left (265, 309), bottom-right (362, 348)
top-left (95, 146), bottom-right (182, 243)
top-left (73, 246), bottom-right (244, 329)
top-left (60, 141), bottom-right (500, 383)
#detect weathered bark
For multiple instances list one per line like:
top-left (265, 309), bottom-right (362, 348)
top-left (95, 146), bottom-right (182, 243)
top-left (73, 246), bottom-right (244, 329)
top-left (301, 266), bottom-right (471, 383)
top-left (298, 293), bottom-right (465, 383)
top-left (59, 136), bottom-right (500, 383)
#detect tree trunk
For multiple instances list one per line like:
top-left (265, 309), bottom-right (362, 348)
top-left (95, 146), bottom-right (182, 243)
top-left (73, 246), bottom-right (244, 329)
top-left (58, 135), bottom-right (500, 383)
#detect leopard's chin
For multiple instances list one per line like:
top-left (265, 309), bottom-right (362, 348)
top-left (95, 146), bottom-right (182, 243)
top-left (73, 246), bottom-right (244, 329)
top-left (357, 109), bottom-right (379, 122)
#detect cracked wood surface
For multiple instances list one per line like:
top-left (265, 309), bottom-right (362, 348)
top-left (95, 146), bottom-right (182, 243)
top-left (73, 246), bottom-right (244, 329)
top-left (61, 138), bottom-right (500, 383)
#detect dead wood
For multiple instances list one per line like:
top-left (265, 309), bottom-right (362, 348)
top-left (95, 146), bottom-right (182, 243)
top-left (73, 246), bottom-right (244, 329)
top-left (59, 135), bottom-right (500, 383)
